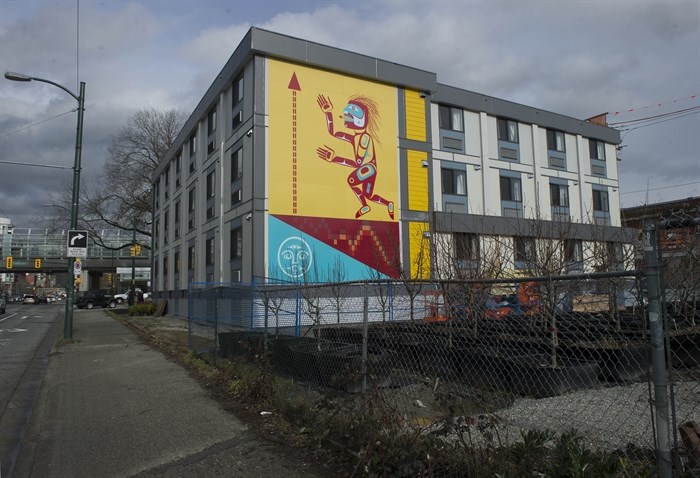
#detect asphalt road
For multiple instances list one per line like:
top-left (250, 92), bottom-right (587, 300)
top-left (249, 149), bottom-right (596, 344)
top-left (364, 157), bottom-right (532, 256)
top-left (0, 301), bottom-right (62, 477)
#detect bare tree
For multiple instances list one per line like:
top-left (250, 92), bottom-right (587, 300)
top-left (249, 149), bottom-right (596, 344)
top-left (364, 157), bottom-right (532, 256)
top-left (46, 108), bottom-right (185, 250)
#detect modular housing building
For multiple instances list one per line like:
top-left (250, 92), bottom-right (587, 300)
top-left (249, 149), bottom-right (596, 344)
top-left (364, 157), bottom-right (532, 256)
top-left (151, 27), bottom-right (634, 314)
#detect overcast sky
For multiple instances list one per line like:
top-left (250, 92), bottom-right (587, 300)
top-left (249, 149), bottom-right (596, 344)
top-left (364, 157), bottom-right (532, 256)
top-left (1, 0), bottom-right (698, 228)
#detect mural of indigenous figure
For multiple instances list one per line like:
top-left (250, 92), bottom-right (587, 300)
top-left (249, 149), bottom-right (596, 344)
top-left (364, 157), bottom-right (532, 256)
top-left (316, 94), bottom-right (395, 220)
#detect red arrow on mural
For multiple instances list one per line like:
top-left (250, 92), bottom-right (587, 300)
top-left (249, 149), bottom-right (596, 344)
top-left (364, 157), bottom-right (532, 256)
top-left (288, 73), bottom-right (301, 215)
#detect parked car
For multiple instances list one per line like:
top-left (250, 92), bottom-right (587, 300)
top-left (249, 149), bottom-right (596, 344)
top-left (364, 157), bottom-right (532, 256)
top-left (113, 292), bottom-right (129, 304)
top-left (75, 290), bottom-right (117, 309)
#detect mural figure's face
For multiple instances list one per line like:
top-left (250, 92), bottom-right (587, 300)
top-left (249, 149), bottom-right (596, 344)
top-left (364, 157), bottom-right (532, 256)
top-left (277, 237), bottom-right (313, 279)
top-left (342, 101), bottom-right (366, 130)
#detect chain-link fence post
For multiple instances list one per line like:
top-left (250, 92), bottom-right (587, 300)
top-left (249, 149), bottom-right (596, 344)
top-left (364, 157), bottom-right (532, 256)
top-left (264, 293), bottom-right (269, 353)
top-left (362, 282), bottom-right (369, 394)
top-left (643, 222), bottom-right (673, 478)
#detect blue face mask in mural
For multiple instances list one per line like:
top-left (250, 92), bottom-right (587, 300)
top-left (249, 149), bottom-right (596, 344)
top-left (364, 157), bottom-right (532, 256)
top-left (277, 236), bottom-right (313, 279)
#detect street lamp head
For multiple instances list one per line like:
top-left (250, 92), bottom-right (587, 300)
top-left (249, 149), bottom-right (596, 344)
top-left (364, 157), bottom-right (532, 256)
top-left (4, 71), bottom-right (33, 82)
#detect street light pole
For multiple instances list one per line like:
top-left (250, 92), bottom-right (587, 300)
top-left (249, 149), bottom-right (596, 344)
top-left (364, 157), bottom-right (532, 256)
top-left (4, 71), bottom-right (85, 339)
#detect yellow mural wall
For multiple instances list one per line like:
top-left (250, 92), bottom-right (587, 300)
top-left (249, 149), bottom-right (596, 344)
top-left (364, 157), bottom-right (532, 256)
top-left (404, 89), bottom-right (426, 142)
top-left (409, 221), bottom-right (431, 279)
top-left (267, 59), bottom-right (399, 221)
top-left (407, 150), bottom-right (429, 212)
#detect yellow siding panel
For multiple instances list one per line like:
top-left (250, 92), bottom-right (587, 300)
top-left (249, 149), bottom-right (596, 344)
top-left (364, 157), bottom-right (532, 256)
top-left (409, 222), bottom-right (431, 279)
top-left (404, 90), bottom-right (427, 142)
top-left (407, 150), bottom-right (429, 212)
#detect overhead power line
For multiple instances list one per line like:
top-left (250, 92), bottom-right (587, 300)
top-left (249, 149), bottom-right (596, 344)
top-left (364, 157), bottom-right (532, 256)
top-left (621, 181), bottom-right (700, 195)
top-left (0, 109), bottom-right (77, 141)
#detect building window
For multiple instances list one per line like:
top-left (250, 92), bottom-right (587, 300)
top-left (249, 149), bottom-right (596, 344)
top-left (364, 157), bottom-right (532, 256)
top-left (230, 227), bottom-right (242, 260)
top-left (438, 105), bottom-right (463, 132)
top-left (206, 171), bottom-right (215, 219)
top-left (188, 187), bottom-right (196, 230)
top-left (174, 250), bottom-right (180, 289)
top-left (164, 165), bottom-right (170, 199)
top-left (231, 148), bottom-right (242, 182)
top-left (589, 139), bottom-right (607, 177)
top-left (231, 189), bottom-right (242, 206)
top-left (514, 236), bottom-right (536, 269)
top-left (207, 107), bottom-right (217, 136)
top-left (564, 239), bottom-right (583, 270)
top-left (154, 178), bottom-right (160, 209)
top-left (175, 150), bottom-right (182, 188)
top-left (592, 187), bottom-right (610, 225)
top-left (188, 132), bottom-right (197, 173)
top-left (163, 210), bottom-right (169, 245)
top-left (174, 200), bottom-right (181, 238)
top-left (500, 176), bottom-right (522, 202)
top-left (232, 73), bottom-right (243, 107)
top-left (593, 188), bottom-right (609, 213)
top-left (205, 237), bottom-right (215, 266)
top-left (500, 174), bottom-right (523, 218)
top-left (441, 168), bottom-right (466, 196)
top-left (454, 232), bottom-right (479, 272)
top-left (550, 183), bottom-right (569, 208)
top-left (497, 118), bottom-right (520, 161)
top-left (497, 118), bottom-right (518, 143)
top-left (188, 244), bottom-right (195, 271)
top-left (207, 107), bottom-right (217, 155)
top-left (589, 140), bottom-right (605, 160)
top-left (154, 218), bottom-right (160, 249)
top-left (163, 255), bottom-right (168, 289)
top-left (206, 171), bottom-right (215, 199)
top-left (547, 129), bottom-right (566, 152)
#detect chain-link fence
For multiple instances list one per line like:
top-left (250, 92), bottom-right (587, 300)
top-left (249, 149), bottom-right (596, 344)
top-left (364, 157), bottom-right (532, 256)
top-left (187, 222), bottom-right (699, 476)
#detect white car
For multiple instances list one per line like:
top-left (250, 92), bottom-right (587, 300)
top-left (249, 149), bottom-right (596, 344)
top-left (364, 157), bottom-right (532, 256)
top-left (113, 292), bottom-right (129, 304)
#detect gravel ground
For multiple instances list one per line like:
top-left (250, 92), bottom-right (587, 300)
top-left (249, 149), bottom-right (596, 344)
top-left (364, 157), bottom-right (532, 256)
top-left (496, 380), bottom-right (699, 451)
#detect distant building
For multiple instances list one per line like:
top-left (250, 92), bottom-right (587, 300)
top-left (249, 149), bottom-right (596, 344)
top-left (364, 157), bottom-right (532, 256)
top-left (622, 196), bottom-right (700, 253)
top-left (151, 28), bottom-right (636, 311)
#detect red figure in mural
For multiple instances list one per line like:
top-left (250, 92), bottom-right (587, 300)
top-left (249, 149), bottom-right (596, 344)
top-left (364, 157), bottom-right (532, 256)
top-left (316, 94), bottom-right (395, 220)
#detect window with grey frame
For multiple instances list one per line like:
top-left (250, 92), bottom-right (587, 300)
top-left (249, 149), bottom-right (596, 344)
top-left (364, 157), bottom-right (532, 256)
top-left (550, 181), bottom-right (570, 221)
top-left (154, 178), bottom-right (160, 209)
top-left (164, 165), bottom-right (170, 199)
top-left (187, 243), bottom-right (196, 276)
top-left (497, 118), bottom-right (519, 161)
top-left (232, 73), bottom-right (244, 131)
top-left (499, 174), bottom-right (523, 217)
top-left (441, 165), bottom-right (467, 213)
top-left (163, 254), bottom-right (169, 289)
top-left (188, 132), bottom-right (197, 173)
top-left (230, 226), bottom-right (242, 261)
top-left (188, 187), bottom-right (196, 230)
top-left (592, 187), bottom-right (610, 225)
top-left (546, 129), bottom-right (567, 170)
top-left (564, 239), bottom-right (583, 271)
top-left (154, 218), bottom-right (160, 249)
top-left (206, 170), bottom-right (215, 220)
top-left (514, 236), bottom-right (536, 270)
top-left (205, 237), bottom-right (215, 266)
top-left (438, 104), bottom-right (464, 152)
top-left (589, 139), bottom-right (607, 177)
top-left (163, 210), bottom-right (169, 245)
top-left (174, 200), bottom-right (181, 238)
top-left (174, 250), bottom-right (180, 289)
top-left (454, 232), bottom-right (479, 272)
top-left (231, 148), bottom-right (242, 206)
top-left (175, 150), bottom-right (182, 188)
top-left (207, 107), bottom-right (217, 156)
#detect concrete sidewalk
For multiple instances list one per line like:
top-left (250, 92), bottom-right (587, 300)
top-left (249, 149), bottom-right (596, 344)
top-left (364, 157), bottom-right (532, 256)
top-left (13, 309), bottom-right (334, 478)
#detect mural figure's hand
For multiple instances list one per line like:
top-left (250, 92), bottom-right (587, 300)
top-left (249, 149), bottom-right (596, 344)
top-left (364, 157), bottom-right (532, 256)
top-left (316, 145), bottom-right (335, 162)
top-left (317, 94), bottom-right (333, 113)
